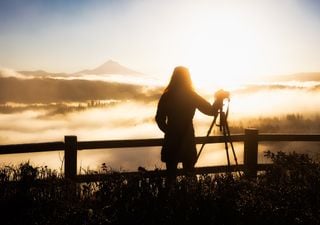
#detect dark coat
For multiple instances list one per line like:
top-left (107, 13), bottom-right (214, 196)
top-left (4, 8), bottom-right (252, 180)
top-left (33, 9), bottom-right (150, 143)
top-left (155, 90), bottom-right (216, 164)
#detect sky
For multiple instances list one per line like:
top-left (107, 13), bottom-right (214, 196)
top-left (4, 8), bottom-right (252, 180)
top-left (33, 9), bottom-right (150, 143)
top-left (1, 0), bottom-right (320, 168)
top-left (1, 0), bottom-right (320, 86)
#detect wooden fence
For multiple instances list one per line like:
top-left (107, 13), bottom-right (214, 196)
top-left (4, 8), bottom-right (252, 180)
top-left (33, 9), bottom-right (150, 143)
top-left (0, 128), bottom-right (319, 181)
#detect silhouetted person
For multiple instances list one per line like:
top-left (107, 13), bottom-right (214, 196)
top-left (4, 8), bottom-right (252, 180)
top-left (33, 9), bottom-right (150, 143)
top-left (155, 66), bottom-right (222, 183)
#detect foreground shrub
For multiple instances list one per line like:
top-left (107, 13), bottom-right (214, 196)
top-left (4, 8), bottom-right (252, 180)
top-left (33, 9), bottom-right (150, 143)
top-left (0, 151), bottom-right (319, 225)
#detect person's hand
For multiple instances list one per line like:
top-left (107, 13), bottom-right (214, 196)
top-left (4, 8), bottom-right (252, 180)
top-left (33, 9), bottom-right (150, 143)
top-left (214, 99), bottom-right (224, 109)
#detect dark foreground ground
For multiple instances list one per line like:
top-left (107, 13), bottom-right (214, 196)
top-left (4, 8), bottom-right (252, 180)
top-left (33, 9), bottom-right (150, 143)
top-left (0, 151), bottom-right (320, 225)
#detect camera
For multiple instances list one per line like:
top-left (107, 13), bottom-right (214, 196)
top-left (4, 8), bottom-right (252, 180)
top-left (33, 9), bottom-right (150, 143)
top-left (214, 89), bottom-right (230, 101)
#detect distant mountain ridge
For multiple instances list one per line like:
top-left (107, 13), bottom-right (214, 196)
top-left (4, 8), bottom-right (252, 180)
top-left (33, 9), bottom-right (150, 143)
top-left (2, 62), bottom-right (319, 82)
top-left (10, 60), bottom-right (144, 78)
top-left (75, 60), bottom-right (144, 75)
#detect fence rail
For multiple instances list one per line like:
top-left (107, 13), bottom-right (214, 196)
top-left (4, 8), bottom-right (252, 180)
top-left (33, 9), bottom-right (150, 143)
top-left (0, 129), bottom-right (319, 181)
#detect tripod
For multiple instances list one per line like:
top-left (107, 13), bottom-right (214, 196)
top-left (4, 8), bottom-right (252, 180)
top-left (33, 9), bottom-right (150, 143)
top-left (196, 100), bottom-right (241, 176)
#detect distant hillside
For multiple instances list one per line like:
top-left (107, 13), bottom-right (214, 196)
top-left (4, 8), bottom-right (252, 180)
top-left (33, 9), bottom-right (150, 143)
top-left (18, 70), bottom-right (69, 78)
top-left (266, 72), bottom-right (320, 82)
top-left (0, 77), bottom-right (161, 104)
top-left (75, 60), bottom-right (144, 75)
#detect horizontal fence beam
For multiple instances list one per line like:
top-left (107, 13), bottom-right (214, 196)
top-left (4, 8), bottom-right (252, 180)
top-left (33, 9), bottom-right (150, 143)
top-left (196, 134), bottom-right (246, 143)
top-left (0, 131), bottom-right (318, 183)
top-left (0, 135), bottom-right (245, 154)
top-left (78, 135), bottom-right (246, 150)
top-left (0, 134), bottom-right (319, 155)
top-left (0, 142), bottom-right (65, 154)
top-left (78, 138), bottom-right (163, 150)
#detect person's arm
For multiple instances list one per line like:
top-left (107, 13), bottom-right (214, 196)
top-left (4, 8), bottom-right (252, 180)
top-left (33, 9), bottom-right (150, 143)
top-left (155, 95), bottom-right (168, 133)
top-left (195, 93), bottom-right (222, 116)
top-left (212, 99), bottom-right (223, 116)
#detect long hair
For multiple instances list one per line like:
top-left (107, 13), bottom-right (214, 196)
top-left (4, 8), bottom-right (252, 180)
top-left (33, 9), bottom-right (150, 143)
top-left (164, 66), bottom-right (193, 93)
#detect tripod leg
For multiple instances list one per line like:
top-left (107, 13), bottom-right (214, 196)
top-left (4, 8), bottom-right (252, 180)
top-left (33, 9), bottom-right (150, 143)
top-left (225, 120), bottom-right (242, 177)
top-left (196, 115), bottom-right (219, 161)
top-left (225, 121), bottom-right (238, 165)
top-left (222, 123), bottom-right (231, 170)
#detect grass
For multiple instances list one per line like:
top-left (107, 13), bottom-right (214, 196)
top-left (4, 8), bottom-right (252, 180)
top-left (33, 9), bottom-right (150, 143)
top-left (0, 151), bottom-right (320, 225)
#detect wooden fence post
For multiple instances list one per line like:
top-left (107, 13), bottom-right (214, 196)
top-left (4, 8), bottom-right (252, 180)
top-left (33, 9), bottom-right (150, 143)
top-left (244, 128), bottom-right (258, 178)
top-left (64, 136), bottom-right (77, 180)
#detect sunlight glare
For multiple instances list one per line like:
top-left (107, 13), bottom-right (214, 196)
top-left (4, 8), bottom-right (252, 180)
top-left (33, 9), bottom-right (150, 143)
top-left (174, 2), bottom-right (277, 92)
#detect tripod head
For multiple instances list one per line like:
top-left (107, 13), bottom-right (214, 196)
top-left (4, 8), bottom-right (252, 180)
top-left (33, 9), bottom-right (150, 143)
top-left (214, 89), bottom-right (230, 102)
top-left (214, 89), bottom-right (230, 131)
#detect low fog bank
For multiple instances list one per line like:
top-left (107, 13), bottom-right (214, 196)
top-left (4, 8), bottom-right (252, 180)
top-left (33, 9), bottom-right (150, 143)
top-left (1, 104), bottom-right (320, 171)
top-left (0, 102), bottom-right (164, 170)
top-left (0, 102), bottom-right (161, 144)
